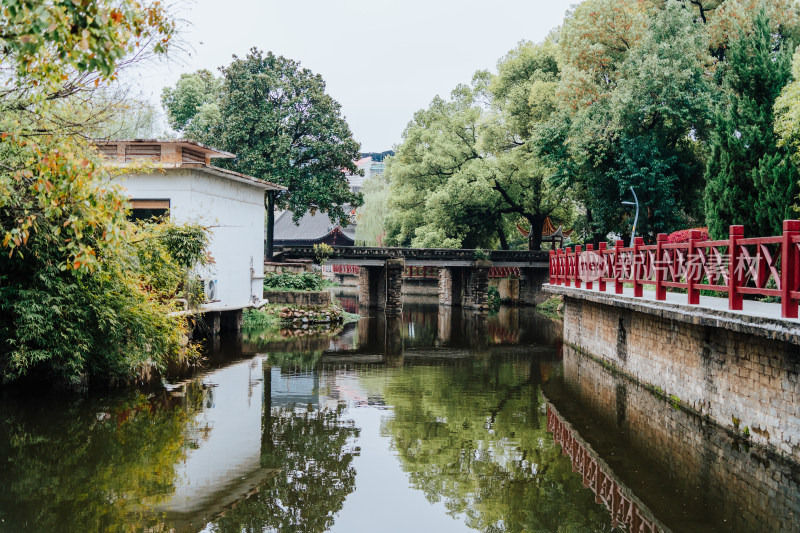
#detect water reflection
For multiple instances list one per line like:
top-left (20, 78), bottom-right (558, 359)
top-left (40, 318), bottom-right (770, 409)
top-left (543, 345), bottom-right (800, 533)
top-left (0, 387), bottom-right (207, 532)
top-left (1, 301), bottom-right (797, 532)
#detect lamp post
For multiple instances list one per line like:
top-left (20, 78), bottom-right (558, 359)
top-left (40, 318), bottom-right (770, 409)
top-left (621, 187), bottom-right (639, 247)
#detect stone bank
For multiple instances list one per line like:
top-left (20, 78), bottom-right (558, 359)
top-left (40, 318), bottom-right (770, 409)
top-left (546, 285), bottom-right (800, 463)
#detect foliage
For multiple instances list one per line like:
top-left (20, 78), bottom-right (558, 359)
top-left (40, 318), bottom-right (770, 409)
top-left (354, 170), bottom-right (390, 246)
top-left (0, 0), bottom-right (207, 387)
top-left (263, 271), bottom-right (325, 292)
top-left (705, 7), bottom-right (799, 239)
top-left (242, 307), bottom-right (279, 329)
top-left (313, 242), bottom-right (334, 265)
top-left (666, 228), bottom-right (710, 244)
top-left (0, 0), bottom-right (174, 85)
top-left (384, 45), bottom-right (574, 250)
top-left (162, 50), bottom-right (364, 251)
top-left (161, 69), bottom-right (222, 135)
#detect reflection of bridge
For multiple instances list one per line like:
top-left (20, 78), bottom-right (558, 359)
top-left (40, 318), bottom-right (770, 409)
top-left (277, 246), bottom-right (550, 314)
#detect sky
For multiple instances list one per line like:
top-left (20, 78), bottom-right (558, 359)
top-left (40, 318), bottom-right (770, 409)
top-left (130, 0), bottom-right (577, 152)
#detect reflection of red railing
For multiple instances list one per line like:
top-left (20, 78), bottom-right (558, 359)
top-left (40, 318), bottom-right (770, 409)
top-left (549, 221), bottom-right (800, 319)
top-left (488, 266), bottom-right (519, 278)
top-left (547, 406), bottom-right (664, 533)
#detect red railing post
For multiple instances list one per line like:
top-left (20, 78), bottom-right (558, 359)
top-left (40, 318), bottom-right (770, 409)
top-left (655, 233), bottom-right (667, 301)
top-left (633, 237), bottom-right (644, 298)
top-left (575, 245), bottom-right (583, 289)
top-left (781, 220), bottom-right (800, 319)
top-left (565, 247), bottom-right (572, 287)
top-left (598, 242), bottom-right (607, 292)
top-left (687, 229), bottom-right (701, 305)
top-left (585, 244), bottom-right (594, 290)
top-left (549, 250), bottom-right (556, 285)
top-left (614, 240), bottom-right (624, 294)
top-left (558, 248), bottom-right (565, 285)
top-left (729, 225), bottom-right (744, 311)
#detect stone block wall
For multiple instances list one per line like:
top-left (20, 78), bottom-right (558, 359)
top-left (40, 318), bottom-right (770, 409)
top-left (263, 290), bottom-right (331, 307)
top-left (562, 295), bottom-right (800, 461)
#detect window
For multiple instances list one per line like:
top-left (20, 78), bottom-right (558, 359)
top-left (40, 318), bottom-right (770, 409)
top-left (129, 199), bottom-right (170, 221)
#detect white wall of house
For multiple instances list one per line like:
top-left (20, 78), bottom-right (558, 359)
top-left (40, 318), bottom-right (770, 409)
top-left (115, 168), bottom-right (266, 311)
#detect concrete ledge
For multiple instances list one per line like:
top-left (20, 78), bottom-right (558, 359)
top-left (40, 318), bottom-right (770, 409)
top-left (543, 284), bottom-right (800, 346)
top-left (264, 290), bottom-right (331, 307)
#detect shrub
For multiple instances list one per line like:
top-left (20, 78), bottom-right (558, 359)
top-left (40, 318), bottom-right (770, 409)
top-left (264, 271), bottom-right (324, 292)
top-left (666, 228), bottom-right (709, 244)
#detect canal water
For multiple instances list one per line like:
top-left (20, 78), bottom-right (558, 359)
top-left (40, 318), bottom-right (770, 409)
top-left (1, 300), bottom-right (799, 532)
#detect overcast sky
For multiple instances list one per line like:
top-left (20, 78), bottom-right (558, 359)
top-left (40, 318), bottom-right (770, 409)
top-left (132, 0), bottom-right (576, 152)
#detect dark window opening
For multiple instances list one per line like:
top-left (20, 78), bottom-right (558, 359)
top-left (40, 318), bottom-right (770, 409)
top-left (129, 199), bottom-right (170, 222)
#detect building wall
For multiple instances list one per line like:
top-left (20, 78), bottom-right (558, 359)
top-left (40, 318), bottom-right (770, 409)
top-left (561, 296), bottom-right (800, 462)
top-left (115, 168), bottom-right (265, 310)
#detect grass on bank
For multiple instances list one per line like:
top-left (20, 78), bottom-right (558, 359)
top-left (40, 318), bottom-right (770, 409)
top-left (536, 295), bottom-right (563, 319)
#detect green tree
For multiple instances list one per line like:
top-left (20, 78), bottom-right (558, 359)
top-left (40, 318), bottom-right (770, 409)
top-left (705, 7), bottom-right (799, 238)
top-left (544, 1), bottom-right (712, 242)
top-left (161, 69), bottom-right (222, 138)
top-left (0, 1), bottom-right (208, 386)
top-left (162, 50), bottom-right (363, 257)
top-left (385, 43), bottom-right (573, 251)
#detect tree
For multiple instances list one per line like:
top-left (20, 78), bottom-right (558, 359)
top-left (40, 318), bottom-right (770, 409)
top-left (161, 69), bottom-right (221, 139)
top-left (0, 1), bottom-right (210, 386)
top-left (543, 1), bottom-right (712, 242)
top-left (384, 43), bottom-right (573, 251)
top-left (162, 50), bottom-right (363, 257)
top-left (705, 7), bottom-right (799, 238)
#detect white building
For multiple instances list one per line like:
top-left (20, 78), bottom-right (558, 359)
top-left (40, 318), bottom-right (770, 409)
top-left (98, 140), bottom-right (285, 317)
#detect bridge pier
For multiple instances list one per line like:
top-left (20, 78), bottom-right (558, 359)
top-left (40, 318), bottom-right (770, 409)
top-left (438, 261), bottom-right (492, 310)
top-left (462, 260), bottom-right (492, 310)
top-left (519, 267), bottom-right (550, 306)
top-left (358, 258), bottom-right (405, 314)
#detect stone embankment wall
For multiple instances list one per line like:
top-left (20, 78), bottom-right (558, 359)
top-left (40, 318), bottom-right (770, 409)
top-left (545, 346), bottom-right (800, 533)
top-left (263, 290), bottom-right (331, 307)
top-left (547, 286), bottom-right (800, 463)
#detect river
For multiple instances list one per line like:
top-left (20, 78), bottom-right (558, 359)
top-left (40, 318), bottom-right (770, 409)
top-left (0, 300), bottom-right (798, 532)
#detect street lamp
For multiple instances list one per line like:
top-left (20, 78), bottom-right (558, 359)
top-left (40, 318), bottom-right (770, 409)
top-left (621, 187), bottom-right (639, 247)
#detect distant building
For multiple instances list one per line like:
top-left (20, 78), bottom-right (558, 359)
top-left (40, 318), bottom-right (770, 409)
top-left (273, 208), bottom-right (356, 247)
top-left (97, 139), bottom-right (285, 312)
top-left (346, 151), bottom-right (393, 193)
top-left (274, 151), bottom-right (393, 247)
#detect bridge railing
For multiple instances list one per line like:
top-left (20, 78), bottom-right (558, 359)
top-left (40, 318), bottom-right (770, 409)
top-left (549, 221), bottom-right (800, 319)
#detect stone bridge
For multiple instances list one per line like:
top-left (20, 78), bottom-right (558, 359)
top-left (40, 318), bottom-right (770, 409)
top-left (275, 246), bottom-right (550, 314)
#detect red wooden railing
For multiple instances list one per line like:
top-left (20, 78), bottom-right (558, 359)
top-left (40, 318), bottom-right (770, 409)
top-left (549, 221), bottom-right (800, 319)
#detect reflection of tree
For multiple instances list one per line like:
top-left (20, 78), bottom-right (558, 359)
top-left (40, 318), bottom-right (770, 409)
top-left (206, 365), bottom-right (360, 532)
top-left (380, 360), bottom-right (613, 532)
top-left (0, 387), bottom-right (206, 531)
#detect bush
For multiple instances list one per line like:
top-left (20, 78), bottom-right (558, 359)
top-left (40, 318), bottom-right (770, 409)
top-left (264, 271), bottom-right (325, 292)
top-left (667, 227), bottom-right (709, 244)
